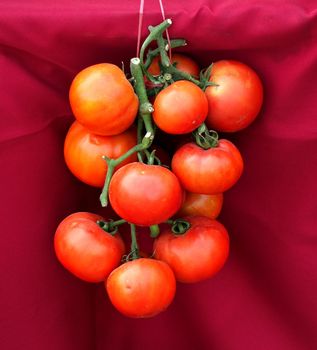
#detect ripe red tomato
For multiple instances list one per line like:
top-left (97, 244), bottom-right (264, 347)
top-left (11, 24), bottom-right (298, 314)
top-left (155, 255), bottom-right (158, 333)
top-left (64, 121), bottom-right (137, 188)
top-left (178, 192), bottom-right (223, 219)
top-left (69, 63), bottom-right (139, 135)
top-left (153, 80), bottom-right (208, 134)
top-left (109, 162), bottom-right (183, 226)
top-left (153, 216), bottom-right (229, 283)
top-left (205, 60), bottom-right (263, 132)
top-left (106, 258), bottom-right (176, 318)
top-left (54, 212), bottom-right (125, 282)
top-left (148, 53), bottom-right (200, 77)
top-left (171, 140), bottom-right (243, 194)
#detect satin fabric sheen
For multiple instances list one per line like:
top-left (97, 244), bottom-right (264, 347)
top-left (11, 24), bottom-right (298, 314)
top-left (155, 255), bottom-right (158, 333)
top-left (1, 1), bottom-right (317, 349)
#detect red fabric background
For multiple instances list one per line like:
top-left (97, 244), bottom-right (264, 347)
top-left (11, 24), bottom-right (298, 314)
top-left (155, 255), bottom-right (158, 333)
top-left (1, 1), bottom-right (317, 349)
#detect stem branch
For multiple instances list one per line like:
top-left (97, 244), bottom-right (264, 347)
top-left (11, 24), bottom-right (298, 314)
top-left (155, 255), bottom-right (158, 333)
top-left (130, 224), bottom-right (139, 260)
top-left (99, 58), bottom-right (155, 207)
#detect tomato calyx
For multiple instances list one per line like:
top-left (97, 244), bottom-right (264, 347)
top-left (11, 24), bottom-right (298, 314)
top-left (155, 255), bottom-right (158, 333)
top-left (97, 219), bottom-right (126, 236)
top-left (199, 64), bottom-right (219, 91)
top-left (142, 149), bottom-right (161, 166)
top-left (193, 123), bottom-right (219, 149)
top-left (166, 219), bottom-right (191, 235)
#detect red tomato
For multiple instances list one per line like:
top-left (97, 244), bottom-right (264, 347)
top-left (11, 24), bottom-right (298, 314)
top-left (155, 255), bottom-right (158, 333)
top-left (171, 140), bottom-right (243, 194)
top-left (54, 212), bottom-right (125, 282)
top-left (109, 162), bottom-right (183, 226)
top-left (69, 63), bottom-right (139, 135)
top-left (64, 121), bottom-right (137, 187)
top-left (153, 216), bottom-right (229, 283)
top-left (153, 81), bottom-right (208, 134)
top-left (178, 192), bottom-right (223, 219)
top-left (205, 60), bottom-right (263, 132)
top-left (148, 53), bottom-right (200, 77)
top-left (106, 258), bottom-right (176, 318)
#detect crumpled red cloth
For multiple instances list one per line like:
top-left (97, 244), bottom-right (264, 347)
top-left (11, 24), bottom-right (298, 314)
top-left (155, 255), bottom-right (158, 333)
top-left (1, 1), bottom-right (317, 349)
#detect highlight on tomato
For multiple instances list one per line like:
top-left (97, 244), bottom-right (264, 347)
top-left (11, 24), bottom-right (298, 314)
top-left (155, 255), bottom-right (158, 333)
top-left (64, 121), bottom-right (137, 187)
top-left (54, 212), bottom-right (125, 282)
top-left (106, 258), bottom-right (176, 318)
top-left (153, 216), bottom-right (230, 283)
top-left (69, 63), bottom-right (139, 136)
top-left (205, 60), bottom-right (264, 132)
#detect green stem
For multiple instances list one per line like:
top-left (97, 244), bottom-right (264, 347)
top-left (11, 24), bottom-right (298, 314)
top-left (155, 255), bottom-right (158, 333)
top-left (150, 224), bottom-right (160, 238)
top-left (144, 38), bottom-right (187, 70)
top-left (140, 19), bottom-right (174, 84)
top-left (130, 224), bottom-right (139, 260)
top-left (97, 219), bottom-right (126, 235)
top-left (130, 58), bottom-right (155, 135)
top-left (137, 116), bottom-right (144, 162)
top-left (111, 219), bottom-right (126, 226)
top-left (99, 137), bottom-right (153, 207)
top-left (156, 33), bottom-right (201, 86)
top-left (99, 58), bottom-right (155, 207)
top-left (168, 64), bottom-right (202, 86)
top-left (140, 19), bottom-right (172, 66)
top-left (156, 34), bottom-right (171, 69)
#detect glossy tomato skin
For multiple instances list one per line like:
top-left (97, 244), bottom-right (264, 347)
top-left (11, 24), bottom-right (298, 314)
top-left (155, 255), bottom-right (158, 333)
top-left (171, 140), bottom-right (243, 194)
top-left (69, 63), bottom-right (139, 136)
top-left (106, 258), bottom-right (176, 318)
top-left (178, 192), bottom-right (223, 219)
top-left (154, 216), bottom-right (229, 283)
top-left (109, 162), bottom-right (183, 226)
top-left (205, 60), bottom-right (263, 132)
top-left (54, 212), bottom-right (125, 282)
top-left (64, 121), bottom-right (137, 188)
top-left (148, 53), bottom-right (200, 77)
top-left (153, 80), bottom-right (208, 134)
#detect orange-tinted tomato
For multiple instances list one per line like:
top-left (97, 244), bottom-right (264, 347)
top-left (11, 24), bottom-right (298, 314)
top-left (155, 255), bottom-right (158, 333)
top-left (148, 53), bottom-right (200, 77)
top-left (69, 63), bottom-right (139, 135)
top-left (54, 212), bottom-right (125, 282)
top-left (64, 121), bottom-right (137, 187)
top-left (205, 60), bottom-right (263, 132)
top-left (178, 192), bottom-right (223, 219)
top-left (154, 216), bottom-right (229, 283)
top-left (106, 258), bottom-right (176, 318)
top-left (153, 81), bottom-right (208, 134)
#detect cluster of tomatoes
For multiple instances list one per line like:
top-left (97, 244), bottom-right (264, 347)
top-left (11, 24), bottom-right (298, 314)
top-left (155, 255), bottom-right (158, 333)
top-left (54, 20), bottom-right (263, 318)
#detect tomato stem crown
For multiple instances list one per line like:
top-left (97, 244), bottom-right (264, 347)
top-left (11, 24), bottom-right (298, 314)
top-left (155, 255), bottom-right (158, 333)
top-left (166, 219), bottom-right (191, 235)
top-left (193, 123), bottom-right (219, 149)
top-left (97, 219), bottom-right (126, 235)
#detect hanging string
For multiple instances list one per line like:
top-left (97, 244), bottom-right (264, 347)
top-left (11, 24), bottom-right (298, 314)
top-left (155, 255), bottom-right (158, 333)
top-left (158, 0), bottom-right (172, 60)
top-left (136, 0), bottom-right (172, 59)
top-left (136, 0), bottom-right (145, 57)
